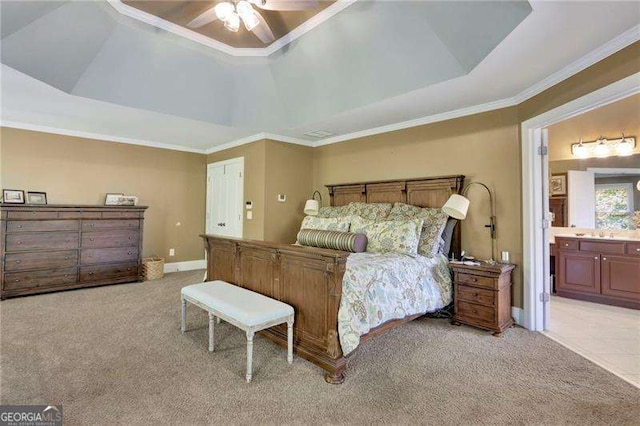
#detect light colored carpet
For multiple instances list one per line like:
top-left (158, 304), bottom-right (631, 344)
top-left (1, 270), bottom-right (638, 425)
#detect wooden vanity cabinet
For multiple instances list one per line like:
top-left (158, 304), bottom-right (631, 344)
top-left (556, 236), bottom-right (640, 309)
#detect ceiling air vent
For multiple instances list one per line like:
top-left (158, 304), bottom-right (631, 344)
top-left (304, 130), bottom-right (335, 138)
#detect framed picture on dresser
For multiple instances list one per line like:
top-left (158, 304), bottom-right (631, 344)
top-left (2, 189), bottom-right (25, 204)
top-left (27, 191), bottom-right (47, 205)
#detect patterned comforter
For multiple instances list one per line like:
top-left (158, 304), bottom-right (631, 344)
top-left (338, 253), bottom-right (452, 355)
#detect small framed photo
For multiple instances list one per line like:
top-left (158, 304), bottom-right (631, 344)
top-left (117, 195), bottom-right (138, 206)
top-left (550, 173), bottom-right (567, 197)
top-left (105, 193), bottom-right (124, 206)
top-left (2, 189), bottom-right (25, 204)
top-left (27, 191), bottom-right (48, 205)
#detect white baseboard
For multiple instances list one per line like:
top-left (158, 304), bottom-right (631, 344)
top-left (163, 260), bottom-right (207, 273)
top-left (512, 306), bottom-right (524, 326)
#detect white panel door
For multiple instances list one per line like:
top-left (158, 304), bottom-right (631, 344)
top-left (206, 158), bottom-right (244, 238)
top-left (567, 170), bottom-right (596, 228)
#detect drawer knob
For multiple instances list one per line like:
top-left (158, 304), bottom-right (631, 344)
top-left (65, 239), bottom-right (70, 242)
top-left (603, 257), bottom-right (607, 261)
top-left (64, 256), bottom-right (70, 260)
top-left (90, 238), bottom-right (94, 242)
top-left (565, 243), bottom-right (569, 247)
top-left (90, 224), bottom-right (95, 227)
top-left (128, 236), bottom-right (133, 240)
top-left (15, 279), bottom-right (20, 282)
top-left (471, 278), bottom-right (477, 282)
top-left (64, 275), bottom-right (69, 278)
top-left (127, 268), bottom-right (132, 271)
top-left (594, 256), bottom-right (599, 260)
top-left (17, 224), bottom-right (22, 228)
top-left (15, 260), bottom-right (21, 264)
top-left (89, 272), bottom-right (94, 275)
top-left (128, 252), bottom-right (132, 255)
top-left (17, 241), bottom-right (22, 245)
top-left (636, 248), bottom-right (640, 252)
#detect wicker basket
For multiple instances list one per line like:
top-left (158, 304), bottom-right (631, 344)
top-left (142, 256), bottom-right (165, 281)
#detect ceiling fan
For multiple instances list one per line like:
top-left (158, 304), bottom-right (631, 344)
top-left (187, 0), bottom-right (319, 44)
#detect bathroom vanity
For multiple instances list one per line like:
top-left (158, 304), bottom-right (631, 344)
top-left (556, 235), bottom-right (640, 310)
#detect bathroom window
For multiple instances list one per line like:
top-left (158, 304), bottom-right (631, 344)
top-left (595, 183), bottom-right (633, 229)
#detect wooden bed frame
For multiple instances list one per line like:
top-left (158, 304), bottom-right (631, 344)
top-left (201, 175), bottom-right (464, 383)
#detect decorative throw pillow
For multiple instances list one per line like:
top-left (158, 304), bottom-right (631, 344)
top-left (389, 203), bottom-right (449, 258)
top-left (346, 202), bottom-right (392, 220)
top-left (350, 216), bottom-right (423, 257)
top-left (298, 216), bottom-right (351, 233)
top-left (297, 229), bottom-right (367, 252)
top-left (317, 205), bottom-right (351, 218)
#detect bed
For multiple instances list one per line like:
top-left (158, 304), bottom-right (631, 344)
top-left (201, 175), bottom-right (464, 383)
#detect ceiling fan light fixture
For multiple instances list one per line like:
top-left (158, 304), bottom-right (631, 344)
top-left (214, 2), bottom-right (235, 21)
top-left (241, 11), bottom-right (260, 31)
top-left (224, 11), bottom-right (241, 32)
top-left (236, 1), bottom-right (254, 17)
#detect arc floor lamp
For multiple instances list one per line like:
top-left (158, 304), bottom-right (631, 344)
top-left (442, 182), bottom-right (497, 264)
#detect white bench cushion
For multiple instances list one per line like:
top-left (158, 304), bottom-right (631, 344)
top-left (181, 281), bottom-right (294, 327)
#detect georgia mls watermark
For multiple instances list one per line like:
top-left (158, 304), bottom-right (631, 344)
top-left (0, 405), bottom-right (62, 426)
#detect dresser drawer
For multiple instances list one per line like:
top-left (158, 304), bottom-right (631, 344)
top-left (81, 247), bottom-right (139, 264)
top-left (5, 250), bottom-right (78, 272)
top-left (457, 285), bottom-right (495, 306)
top-left (58, 211), bottom-right (102, 219)
top-left (82, 220), bottom-right (140, 231)
top-left (456, 301), bottom-right (496, 325)
top-left (102, 211), bottom-right (142, 219)
top-left (627, 242), bottom-right (640, 257)
top-left (7, 211), bottom-right (59, 220)
top-left (80, 263), bottom-right (139, 283)
top-left (5, 232), bottom-right (79, 252)
top-left (456, 272), bottom-right (495, 289)
top-left (82, 230), bottom-right (140, 248)
top-left (4, 268), bottom-right (77, 291)
top-left (7, 220), bottom-right (79, 233)
top-left (557, 238), bottom-right (578, 251)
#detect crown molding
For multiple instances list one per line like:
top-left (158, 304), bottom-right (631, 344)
top-left (205, 132), bottom-right (312, 154)
top-left (0, 121), bottom-right (207, 154)
top-left (512, 23), bottom-right (640, 104)
top-left (107, 0), bottom-right (358, 58)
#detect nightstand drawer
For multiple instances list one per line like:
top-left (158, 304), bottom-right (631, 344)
top-left (457, 301), bottom-right (495, 324)
top-left (456, 272), bottom-right (495, 289)
top-left (457, 285), bottom-right (495, 306)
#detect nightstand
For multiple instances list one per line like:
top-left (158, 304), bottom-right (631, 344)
top-left (450, 262), bottom-right (516, 337)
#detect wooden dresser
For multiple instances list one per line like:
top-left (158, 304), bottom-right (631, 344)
top-left (450, 262), bottom-right (516, 337)
top-left (556, 236), bottom-right (640, 309)
top-left (1, 205), bottom-right (147, 299)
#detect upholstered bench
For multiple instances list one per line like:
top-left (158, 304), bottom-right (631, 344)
top-left (181, 280), bottom-right (295, 383)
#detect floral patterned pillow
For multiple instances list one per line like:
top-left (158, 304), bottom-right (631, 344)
top-left (317, 205), bottom-right (351, 218)
top-left (350, 216), bottom-right (423, 257)
top-left (389, 203), bottom-right (449, 258)
top-left (346, 202), bottom-right (392, 220)
top-left (299, 216), bottom-right (351, 233)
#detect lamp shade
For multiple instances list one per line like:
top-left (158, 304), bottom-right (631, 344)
top-left (442, 194), bottom-right (470, 220)
top-left (304, 199), bottom-right (320, 216)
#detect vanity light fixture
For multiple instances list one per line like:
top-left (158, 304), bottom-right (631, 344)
top-left (571, 135), bottom-right (636, 159)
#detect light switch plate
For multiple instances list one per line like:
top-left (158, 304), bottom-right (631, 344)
top-left (247, 211), bottom-right (253, 220)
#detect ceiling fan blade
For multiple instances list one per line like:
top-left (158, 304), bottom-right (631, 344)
top-left (187, 7), bottom-right (218, 29)
top-left (251, 11), bottom-right (276, 44)
top-left (251, 0), bottom-right (318, 11)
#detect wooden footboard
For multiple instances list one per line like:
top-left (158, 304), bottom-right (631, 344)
top-left (201, 235), bottom-right (350, 383)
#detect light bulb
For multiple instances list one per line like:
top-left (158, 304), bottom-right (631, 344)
top-left (241, 11), bottom-right (259, 30)
top-left (214, 2), bottom-right (234, 21)
top-left (573, 141), bottom-right (588, 158)
top-left (616, 135), bottom-right (633, 156)
top-left (236, 1), bottom-right (253, 17)
top-left (594, 139), bottom-right (609, 157)
top-left (224, 11), bottom-right (240, 32)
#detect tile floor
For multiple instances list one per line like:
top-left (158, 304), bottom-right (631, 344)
top-left (543, 296), bottom-right (640, 388)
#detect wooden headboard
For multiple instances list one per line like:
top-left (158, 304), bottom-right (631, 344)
top-left (325, 175), bottom-right (465, 257)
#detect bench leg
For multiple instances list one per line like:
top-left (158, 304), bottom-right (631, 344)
top-left (287, 318), bottom-right (294, 364)
top-left (181, 298), bottom-right (187, 333)
top-left (208, 312), bottom-right (215, 352)
top-left (246, 330), bottom-right (254, 383)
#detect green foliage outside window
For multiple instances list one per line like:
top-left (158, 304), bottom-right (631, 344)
top-left (595, 187), bottom-right (631, 229)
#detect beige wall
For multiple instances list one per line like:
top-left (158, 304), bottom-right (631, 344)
top-left (207, 140), bottom-right (266, 241)
top-left (0, 128), bottom-right (207, 262)
top-left (264, 141), bottom-right (314, 243)
top-left (548, 93), bottom-right (640, 161)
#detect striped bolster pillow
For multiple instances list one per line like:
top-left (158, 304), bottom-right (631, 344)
top-left (297, 229), bottom-right (367, 253)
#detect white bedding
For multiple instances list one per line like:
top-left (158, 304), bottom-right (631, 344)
top-left (338, 253), bottom-right (452, 355)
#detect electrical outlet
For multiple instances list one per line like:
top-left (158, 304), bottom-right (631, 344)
top-left (169, 248), bottom-right (175, 257)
